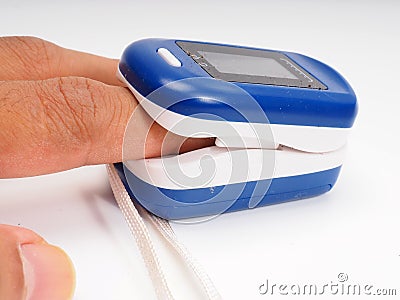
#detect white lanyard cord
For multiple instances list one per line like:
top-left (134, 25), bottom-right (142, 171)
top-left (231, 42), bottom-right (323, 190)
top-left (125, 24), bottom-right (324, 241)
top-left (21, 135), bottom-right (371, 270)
top-left (107, 164), bottom-right (173, 300)
top-left (106, 164), bottom-right (221, 300)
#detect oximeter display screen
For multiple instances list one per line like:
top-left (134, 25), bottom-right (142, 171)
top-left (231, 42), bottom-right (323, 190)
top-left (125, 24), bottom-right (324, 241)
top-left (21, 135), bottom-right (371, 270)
top-left (198, 51), bottom-right (298, 80)
top-left (177, 41), bottom-right (326, 90)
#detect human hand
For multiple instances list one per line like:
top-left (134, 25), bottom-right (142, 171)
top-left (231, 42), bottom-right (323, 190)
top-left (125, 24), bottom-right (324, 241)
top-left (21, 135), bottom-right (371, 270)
top-left (0, 36), bottom-right (214, 299)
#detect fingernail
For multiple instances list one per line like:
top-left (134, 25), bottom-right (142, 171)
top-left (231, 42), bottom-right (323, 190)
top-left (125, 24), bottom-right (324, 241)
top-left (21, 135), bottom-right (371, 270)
top-left (20, 243), bottom-right (75, 300)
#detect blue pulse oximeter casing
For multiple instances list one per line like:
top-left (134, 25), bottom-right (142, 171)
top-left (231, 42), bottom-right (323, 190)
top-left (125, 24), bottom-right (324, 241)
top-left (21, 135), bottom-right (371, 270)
top-left (115, 38), bottom-right (357, 220)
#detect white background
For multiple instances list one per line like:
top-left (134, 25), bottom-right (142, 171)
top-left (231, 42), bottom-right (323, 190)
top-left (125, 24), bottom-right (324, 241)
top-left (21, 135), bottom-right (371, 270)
top-left (1, 1), bottom-right (399, 299)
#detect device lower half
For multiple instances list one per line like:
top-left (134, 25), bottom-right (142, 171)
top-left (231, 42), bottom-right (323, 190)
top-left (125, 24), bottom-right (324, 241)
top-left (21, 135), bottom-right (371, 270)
top-left (114, 163), bottom-right (341, 220)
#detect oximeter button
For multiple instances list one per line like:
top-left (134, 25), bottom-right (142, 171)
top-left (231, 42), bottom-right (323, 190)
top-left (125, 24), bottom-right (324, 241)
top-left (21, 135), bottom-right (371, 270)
top-left (157, 48), bottom-right (182, 67)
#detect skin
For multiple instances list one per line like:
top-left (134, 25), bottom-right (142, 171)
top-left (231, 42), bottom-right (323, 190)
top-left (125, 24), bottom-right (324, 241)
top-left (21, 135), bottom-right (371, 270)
top-left (0, 36), bottom-right (214, 299)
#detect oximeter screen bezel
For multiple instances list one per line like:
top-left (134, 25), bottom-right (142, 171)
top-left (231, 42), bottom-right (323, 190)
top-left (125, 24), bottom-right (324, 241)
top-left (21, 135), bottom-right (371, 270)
top-left (176, 41), bottom-right (327, 90)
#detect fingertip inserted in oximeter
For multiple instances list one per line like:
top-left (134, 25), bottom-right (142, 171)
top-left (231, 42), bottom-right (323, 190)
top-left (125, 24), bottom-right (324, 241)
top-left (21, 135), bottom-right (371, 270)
top-left (117, 38), bottom-right (358, 220)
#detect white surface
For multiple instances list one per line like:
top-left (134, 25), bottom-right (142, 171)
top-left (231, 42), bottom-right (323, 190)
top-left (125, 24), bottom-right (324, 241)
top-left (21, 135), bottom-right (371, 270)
top-left (1, 1), bottom-right (400, 299)
top-left (124, 74), bottom-right (350, 152)
top-left (125, 145), bottom-right (345, 189)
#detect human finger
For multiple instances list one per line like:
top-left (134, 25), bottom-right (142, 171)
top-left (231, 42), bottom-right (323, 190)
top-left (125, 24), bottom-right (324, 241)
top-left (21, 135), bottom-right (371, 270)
top-left (0, 78), bottom-right (214, 178)
top-left (0, 224), bottom-right (75, 300)
top-left (0, 36), bottom-right (122, 86)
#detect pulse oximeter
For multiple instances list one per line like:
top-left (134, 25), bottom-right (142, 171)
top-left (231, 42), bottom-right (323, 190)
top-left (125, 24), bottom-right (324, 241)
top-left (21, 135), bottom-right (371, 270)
top-left (115, 38), bottom-right (358, 220)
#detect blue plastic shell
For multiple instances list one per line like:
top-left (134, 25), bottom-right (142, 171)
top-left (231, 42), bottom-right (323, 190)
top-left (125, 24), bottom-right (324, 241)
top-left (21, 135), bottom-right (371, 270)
top-left (115, 163), bottom-right (341, 220)
top-left (119, 38), bottom-right (358, 128)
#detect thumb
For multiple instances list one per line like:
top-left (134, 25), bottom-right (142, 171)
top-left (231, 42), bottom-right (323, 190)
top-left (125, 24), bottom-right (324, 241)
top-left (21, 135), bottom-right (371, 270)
top-left (0, 224), bottom-right (75, 300)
